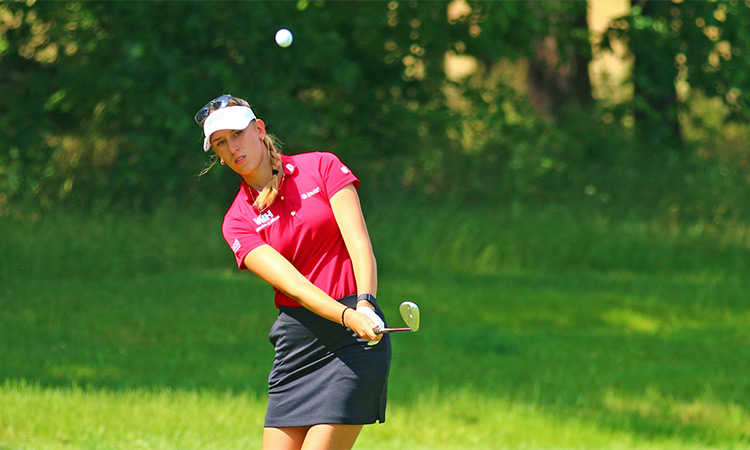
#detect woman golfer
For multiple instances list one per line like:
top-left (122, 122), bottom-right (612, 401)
top-left (195, 94), bottom-right (391, 450)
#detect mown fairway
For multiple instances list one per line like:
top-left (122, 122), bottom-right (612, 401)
top-left (1, 202), bottom-right (748, 449)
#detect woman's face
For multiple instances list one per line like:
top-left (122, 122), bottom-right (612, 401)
top-left (209, 119), bottom-right (267, 178)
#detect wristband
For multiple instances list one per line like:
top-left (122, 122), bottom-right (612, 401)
top-left (341, 307), bottom-right (352, 327)
top-left (357, 293), bottom-right (377, 306)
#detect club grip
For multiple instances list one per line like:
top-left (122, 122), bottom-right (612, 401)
top-left (374, 326), bottom-right (412, 334)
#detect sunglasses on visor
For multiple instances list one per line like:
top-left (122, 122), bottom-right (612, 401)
top-left (194, 94), bottom-right (244, 125)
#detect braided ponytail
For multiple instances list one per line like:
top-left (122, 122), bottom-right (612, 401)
top-left (253, 134), bottom-right (283, 211)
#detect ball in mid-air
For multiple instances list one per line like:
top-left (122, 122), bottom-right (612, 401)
top-left (275, 29), bottom-right (293, 48)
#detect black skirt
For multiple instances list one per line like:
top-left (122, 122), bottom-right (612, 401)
top-left (265, 295), bottom-right (392, 427)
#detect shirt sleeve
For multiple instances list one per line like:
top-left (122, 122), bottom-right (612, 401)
top-left (317, 152), bottom-right (360, 198)
top-left (222, 212), bottom-right (267, 269)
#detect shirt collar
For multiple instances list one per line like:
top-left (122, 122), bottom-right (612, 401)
top-left (241, 154), bottom-right (296, 205)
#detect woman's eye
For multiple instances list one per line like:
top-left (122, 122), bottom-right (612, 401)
top-left (234, 130), bottom-right (243, 137)
top-left (215, 140), bottom-right (226, 147)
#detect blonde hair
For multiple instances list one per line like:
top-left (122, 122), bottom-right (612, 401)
top-left (254, 133), bottom-right (283, 211)
top-left (199, 95), bottom-right (283, 211)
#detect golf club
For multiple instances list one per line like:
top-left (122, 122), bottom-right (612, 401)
top-left (375, 301), bottom-right (420, 334)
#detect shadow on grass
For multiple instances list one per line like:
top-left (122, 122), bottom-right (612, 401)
top-left (1, 269), bottom-right (278, 394)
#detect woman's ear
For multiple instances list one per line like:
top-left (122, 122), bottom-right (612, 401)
top-left (220, 159), bottom-right (226, 165)
top-left (255, 118), bottom-right (267, 140)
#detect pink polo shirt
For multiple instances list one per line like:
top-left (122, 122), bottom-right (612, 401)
top-left (222, 152), bottom-right (361, 308)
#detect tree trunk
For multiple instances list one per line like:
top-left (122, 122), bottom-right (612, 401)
top-left (526, 0), bottom-right (592, 122)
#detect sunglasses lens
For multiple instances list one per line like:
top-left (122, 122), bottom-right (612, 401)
top-left (194, 95), bottom-right (242, 125)
top-left (194, 107), bottom-right (209, 124)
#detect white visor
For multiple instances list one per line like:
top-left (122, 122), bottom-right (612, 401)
top-left (202, 106), bottom-right (256, 151)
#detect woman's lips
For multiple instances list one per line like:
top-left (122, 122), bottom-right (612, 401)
top-left (235, 156), bottom-right (246, 164)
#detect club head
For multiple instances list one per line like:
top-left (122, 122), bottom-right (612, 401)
top-left (399, 301), bottom-right (420, 332)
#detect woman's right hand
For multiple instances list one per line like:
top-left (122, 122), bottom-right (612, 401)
top-left (344, 308), bottom-right (383, 343)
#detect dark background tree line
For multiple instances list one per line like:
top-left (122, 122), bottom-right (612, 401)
top-left (1, 0), bottom-right (749, 223)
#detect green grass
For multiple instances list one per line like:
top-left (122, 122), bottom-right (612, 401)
top-left (1, 201), bottom-right (749, 449)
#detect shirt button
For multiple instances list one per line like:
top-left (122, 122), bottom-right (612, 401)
top-left (291, 211), bottom-right (296, 216)
top-left (280, 196), bottom-right (285, 200)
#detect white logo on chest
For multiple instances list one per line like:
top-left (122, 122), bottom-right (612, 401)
top-left (253, 210), bottom-right (280, 232)
top-left (301, 186), bottom-right (321, 200)
top-left (253, 210), bottom-right (276, 225)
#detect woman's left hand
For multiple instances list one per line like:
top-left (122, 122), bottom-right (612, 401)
top-left (345, 308), bottom-right (383, 343)
top-left (357, 306), bottom-right (385, 345)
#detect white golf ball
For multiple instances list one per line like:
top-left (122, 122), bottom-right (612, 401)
top-left (275, 29), bottom-right (293, 48)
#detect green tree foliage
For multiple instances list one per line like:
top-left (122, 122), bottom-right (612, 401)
top-left (0, 0), bottom-right (558, 211)
top-left (1, 0), bottom-right (748, 220)
top-left (601, 0), bottom-right (750, 152)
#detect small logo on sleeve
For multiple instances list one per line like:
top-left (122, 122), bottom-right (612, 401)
top-left (231, 238), bottom-right (241, 253)
top-left (341, 165), bottom-right (350, 174)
